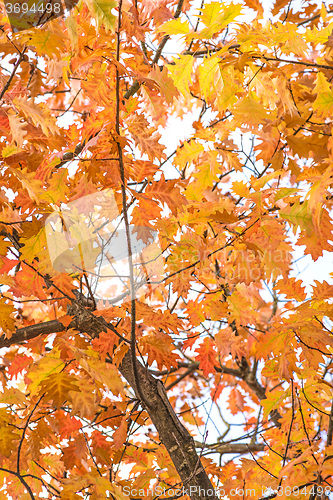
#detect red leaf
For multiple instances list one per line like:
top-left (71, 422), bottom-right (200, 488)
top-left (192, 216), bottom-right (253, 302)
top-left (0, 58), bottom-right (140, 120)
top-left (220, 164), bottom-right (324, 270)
top-left (7, 354), bottom-right (33, 378)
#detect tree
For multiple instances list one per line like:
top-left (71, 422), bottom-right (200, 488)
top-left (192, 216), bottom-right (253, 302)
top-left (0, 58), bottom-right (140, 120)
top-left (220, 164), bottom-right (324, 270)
top-left (0, 0), bottom-right (333, 498)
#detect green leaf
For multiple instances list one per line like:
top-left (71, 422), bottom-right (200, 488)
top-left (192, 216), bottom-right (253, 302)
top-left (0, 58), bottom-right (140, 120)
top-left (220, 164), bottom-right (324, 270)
top-left (280, 200), bottom-right (313, 235)
top-left (85, 0), bottom-right (117, 32)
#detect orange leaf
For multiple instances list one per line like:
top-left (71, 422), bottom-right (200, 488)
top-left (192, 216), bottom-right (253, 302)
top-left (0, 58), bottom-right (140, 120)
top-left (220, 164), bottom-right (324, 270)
top-left (195, 337), bottom-right (216, 377)
top-left (113, 417), bottom-right (128, 450)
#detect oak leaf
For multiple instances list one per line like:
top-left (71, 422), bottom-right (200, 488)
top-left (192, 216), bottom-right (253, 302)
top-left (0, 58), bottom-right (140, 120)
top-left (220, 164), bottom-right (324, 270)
top-left (39, 372), bottom-right (80, 408)
top-left (0, 299), bottom-right (16, 334)
top-left (195, 337), bottom-right (216, 377)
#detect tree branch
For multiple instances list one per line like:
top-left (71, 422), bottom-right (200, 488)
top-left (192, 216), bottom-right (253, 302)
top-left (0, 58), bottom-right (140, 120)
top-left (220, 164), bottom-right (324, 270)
top-left (0, 47), bottom-right (27, 102)
top-left (0, 320), bottom-right (65, 349)
top-left (1, 314), bottom-right (218, 500)
top-left (194, 441), bottom-right (265, 455)
top-left (124, 0), bottom-right (185, 100)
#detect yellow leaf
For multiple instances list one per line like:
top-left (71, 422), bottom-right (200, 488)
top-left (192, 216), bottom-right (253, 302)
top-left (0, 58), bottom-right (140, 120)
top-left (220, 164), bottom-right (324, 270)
top-left (80, 355), bottom-right (125, 396)
top-left (232, 180), bottom-right (250, 197)
top-left (271, 22), bottom-right (308, 57)
top-left (313, 72), bottom-right (333, 119)
top-left (157, 18), bottom-right (190, 36)
top-left (39, 372), bottom-right (80, 409)
top-left (1, 144), bottom-right (20, 157)
top-left (20, 226), bottom-right (47, 264)
top-left (198, 54), bottom-right (221, 102)
top-left (280, 200), bottom-right (313, 235)
top-left (168, 54), bottom-right (194, 96)
top-left (192, 159), bottom-right (221, 188)
top-left (305, 22), bottom-right (333, 45)
top-left (0, 419), bottom-right (20, 458)
top-left (149, 66), bottom-right (179, 104)
top-left (8, 166), bottom-right (44, 204)
top-left (0, 388), bottom-right (26, 405)
top-left (65, 15), bottom-right (78, 51)
top-left (17, 24), bottom-right (66, 58)
top-left (253, 169), bottom-right (284, 190)
top-left (26, 350), bottom-right (65, 397)
top-left (233, 93), bottom-right (270, 125)
top-left (0, 298), bottom-right (15, 334)
top-left (174, 140), bottom-right (204, 170)
top-left (198, 2), bottom-right (242, 38)
top-left (216, 66), bottom-right (240, 112)
top-left (85, 0), bottom-right (117, 33)
top-left (69, 380), bottom-right (100, 418)
top-left (200, 1), bottom-right (223, 28)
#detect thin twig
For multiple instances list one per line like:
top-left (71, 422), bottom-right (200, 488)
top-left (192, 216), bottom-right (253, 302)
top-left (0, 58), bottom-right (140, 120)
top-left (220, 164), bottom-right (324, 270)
top-left (0, 47), bottom-right (27, 101)
top-left (115, 0), bottom-right (144, 405)
top-left (17, 395), bottom-right (44, 475)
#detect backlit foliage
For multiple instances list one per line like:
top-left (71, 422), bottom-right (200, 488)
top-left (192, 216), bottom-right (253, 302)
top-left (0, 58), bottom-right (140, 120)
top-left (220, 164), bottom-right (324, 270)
top-left (0, 0), bottom-right (333, 499)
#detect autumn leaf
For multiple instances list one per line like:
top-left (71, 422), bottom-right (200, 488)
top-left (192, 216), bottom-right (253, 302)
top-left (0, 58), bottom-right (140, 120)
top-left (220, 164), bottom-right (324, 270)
top-left (198, 54), bottom-right (222, 102)
top-left (198, 2), bottom-right (243, 38)
top-left (69, 379), bottom-right (100, 419)
top-left (313, 72), bottom-right (333, 118)
top-left (0, 423), bottom-right (21, 458)
top-left (25, 350), bottom-right (66, 397)
top-left (145, 174), bottom-right (187, 215)
top-left (113, 417), bottom-right (128, 450)
top-left (84, 0), bottom-right (117, 32)
top-left (279, 200), bottom-right (313, 235)
top-left (243, 0), bottom-right (264, 16)
top-left (0, 299), bottom-right (16, 334)
top-left (174, 140), bottom-right (204, 170)
top-left (92, 330), bottom-right (119, 360)
top-left (157, 17), bottom-right (190, 36)
top-left (80, 355), bottom-right (125, 396)
top-left (139, 330), bottom-right (178, 370)
top-left (149, 66), bottom-right (179, 104)
top-left (1, 0), bottom-right (333, 497)
top-left (126, 113), bottom-right (166, 161)
top-left (168, 54), bottom-right (194, 96)
top-left (195, 337), bottom-right (216, 377)
top-left (58, 413), bottom-right (83, 440)
top-left (13, 95), bottom-right (59, 136)
top-left (228, 387), bottom-right (246, 415)
top-left (39, 372), bottom-right (80, 408)
top-left (8, 114), bottom-right (27, 148)
top-left (7, 354), bottom-right (33, 378)
top-left (274, 277), bottom-right (306, 302)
